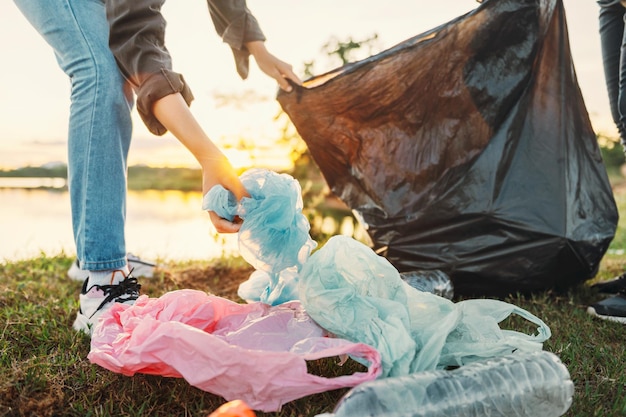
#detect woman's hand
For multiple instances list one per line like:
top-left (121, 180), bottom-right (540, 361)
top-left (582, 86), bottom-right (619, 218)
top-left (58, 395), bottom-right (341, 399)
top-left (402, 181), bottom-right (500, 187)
top-left (246, 40), bottom-right (302, 92)
top-left (200, 154), bottom-right (249, 233)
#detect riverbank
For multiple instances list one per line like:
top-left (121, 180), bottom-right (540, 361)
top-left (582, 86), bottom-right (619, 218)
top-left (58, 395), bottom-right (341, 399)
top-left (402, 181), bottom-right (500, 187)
top-left (0, 166), bottom-right (205, 192)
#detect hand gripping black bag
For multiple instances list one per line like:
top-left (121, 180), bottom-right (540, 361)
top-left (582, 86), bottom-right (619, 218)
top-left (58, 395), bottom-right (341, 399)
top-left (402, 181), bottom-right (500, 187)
top-left (277, 0), bottom-right (618, 296)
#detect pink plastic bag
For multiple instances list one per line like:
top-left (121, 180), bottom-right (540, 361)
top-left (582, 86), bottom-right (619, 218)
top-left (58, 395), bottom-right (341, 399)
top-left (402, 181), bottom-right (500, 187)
top-left (88, 290), bottom-right (381, 412)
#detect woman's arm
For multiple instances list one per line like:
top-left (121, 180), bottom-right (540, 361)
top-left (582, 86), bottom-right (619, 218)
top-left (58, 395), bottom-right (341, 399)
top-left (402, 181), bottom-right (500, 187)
top-left (152, 93), bottom-right (249, 233)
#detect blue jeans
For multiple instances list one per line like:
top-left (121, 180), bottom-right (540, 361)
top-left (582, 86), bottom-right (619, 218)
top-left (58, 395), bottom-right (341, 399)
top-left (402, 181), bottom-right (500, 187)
top-left (599, 1), bottom-right (626, 147)
top-left (14, 0), bottom-right (133, 271)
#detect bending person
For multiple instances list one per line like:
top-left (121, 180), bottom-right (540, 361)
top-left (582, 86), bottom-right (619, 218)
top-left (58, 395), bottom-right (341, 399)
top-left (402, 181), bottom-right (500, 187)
top-left (588, 0), bottom-right (626, 323)
top-left (105, 0), bottom-right (302, 231)
top-left (13, 0), bottom-right (301, 336)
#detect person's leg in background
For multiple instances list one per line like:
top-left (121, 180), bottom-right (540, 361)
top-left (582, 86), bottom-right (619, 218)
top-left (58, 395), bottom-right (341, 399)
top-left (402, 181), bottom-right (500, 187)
top-left (599, 2), bottom-right (626, 148)
top-left (588, 1), bottom-right (626, 323)
top-left (13, 0), bottom-right (140, 334)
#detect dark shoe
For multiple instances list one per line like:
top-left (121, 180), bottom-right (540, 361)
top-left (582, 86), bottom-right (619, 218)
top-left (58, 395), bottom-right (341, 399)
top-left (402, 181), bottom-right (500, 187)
top-left (590, 273), bottom-right (626, 294)
top-left (587, 294), bottom-right (626, 324)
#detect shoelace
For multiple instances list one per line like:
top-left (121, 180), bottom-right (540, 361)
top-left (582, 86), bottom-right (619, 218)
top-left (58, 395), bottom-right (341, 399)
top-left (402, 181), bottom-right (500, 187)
top-left (90, 275), bottom-right (142, 318)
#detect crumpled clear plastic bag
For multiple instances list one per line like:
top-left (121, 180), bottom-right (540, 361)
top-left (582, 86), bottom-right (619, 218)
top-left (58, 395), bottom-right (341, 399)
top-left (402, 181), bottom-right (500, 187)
top-left (88, 289), bottom-right (381, 412)
top-left (204, 168), bottom-right (317, 275)
top-left (237, 267), bottom-right (300, 305)
top-left (297, 235), bottom-right (551, 377)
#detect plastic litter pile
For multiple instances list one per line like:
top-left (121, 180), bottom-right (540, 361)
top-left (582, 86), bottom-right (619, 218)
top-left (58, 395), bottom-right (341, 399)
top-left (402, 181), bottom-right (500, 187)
top-left (89, 0), bottom-right (585, 414)
top-left (90, 168), bottom-right (573, 415)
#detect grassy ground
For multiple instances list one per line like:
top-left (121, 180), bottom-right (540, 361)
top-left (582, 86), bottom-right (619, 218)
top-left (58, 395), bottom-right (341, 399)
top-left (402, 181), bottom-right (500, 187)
top-left (2, 192), bottom-right (626, 416)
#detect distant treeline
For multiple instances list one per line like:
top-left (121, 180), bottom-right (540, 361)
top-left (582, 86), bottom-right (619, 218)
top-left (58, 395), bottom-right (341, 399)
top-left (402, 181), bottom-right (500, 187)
top-left (0, 165), bottom-right (68, 178)
top-left (126, 166), bottom-right (202, 191)
top-left (0, 165), bottom-right (205, 191)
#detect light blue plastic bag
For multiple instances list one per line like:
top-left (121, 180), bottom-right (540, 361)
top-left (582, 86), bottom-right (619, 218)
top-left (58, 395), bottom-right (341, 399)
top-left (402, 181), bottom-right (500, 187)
top-left (204, 168), bottom-right (316, 304)
top-left (298, 235), bottom-right (551, 377)
top-left (204, 168), bottom-right (316, 274)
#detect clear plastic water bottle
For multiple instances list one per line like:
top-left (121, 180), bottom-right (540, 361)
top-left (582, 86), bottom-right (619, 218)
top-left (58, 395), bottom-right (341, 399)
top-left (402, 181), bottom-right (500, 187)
top-left (400, 270), bottom-right (454, 299)
top-left (316, 351), bottom-right (574, 417)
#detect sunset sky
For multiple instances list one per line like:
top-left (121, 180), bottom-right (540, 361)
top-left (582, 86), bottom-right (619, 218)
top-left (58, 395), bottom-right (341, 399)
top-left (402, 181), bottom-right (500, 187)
top-left (0, 0), bottom-right (613, 170)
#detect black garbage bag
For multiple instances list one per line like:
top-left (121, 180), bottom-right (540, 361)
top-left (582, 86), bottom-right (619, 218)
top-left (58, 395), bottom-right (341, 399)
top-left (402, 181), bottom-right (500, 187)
top-left (277, 0), bottom-right (618, 296)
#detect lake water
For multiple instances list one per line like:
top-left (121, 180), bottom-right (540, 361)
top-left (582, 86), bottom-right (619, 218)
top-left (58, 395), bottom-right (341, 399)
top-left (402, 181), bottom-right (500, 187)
top-left (0, 179), bottom-right (363, 263)
top-left (0, 186), bottom-right (240, 263)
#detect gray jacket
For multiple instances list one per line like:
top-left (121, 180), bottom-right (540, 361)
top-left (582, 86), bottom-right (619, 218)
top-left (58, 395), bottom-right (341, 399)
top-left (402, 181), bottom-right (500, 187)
top-left (106, 0), bottom-right (266, 135)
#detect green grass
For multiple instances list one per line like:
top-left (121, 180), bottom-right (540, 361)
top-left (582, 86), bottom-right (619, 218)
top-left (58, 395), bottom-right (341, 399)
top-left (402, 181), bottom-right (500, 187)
top-left (2, 191), bottom-right (626, 416)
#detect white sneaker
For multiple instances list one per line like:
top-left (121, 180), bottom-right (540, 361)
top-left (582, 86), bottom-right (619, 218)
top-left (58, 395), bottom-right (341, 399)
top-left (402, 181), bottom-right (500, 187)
top-left (67, 253), bottom-right (156, 281)
top-left (73, 270), bottom-right (141, 335)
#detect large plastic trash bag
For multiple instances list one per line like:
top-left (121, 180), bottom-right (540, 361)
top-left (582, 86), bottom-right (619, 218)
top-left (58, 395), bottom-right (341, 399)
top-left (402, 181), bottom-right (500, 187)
top-left (277, 0), bottom-right (618, 296)
top-left (88, 290), bottom-right (381, 412)
top-left (298, 235), bottom-right (551, 378)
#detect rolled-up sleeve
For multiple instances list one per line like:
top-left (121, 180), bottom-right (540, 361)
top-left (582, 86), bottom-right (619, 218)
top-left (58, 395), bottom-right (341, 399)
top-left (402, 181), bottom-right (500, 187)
top-left (207, 0), bottom-right (266, 79)
top-left (106, 0), bottom-right (194, 136)
top-left (105, 0), bottom-right (266, 136)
